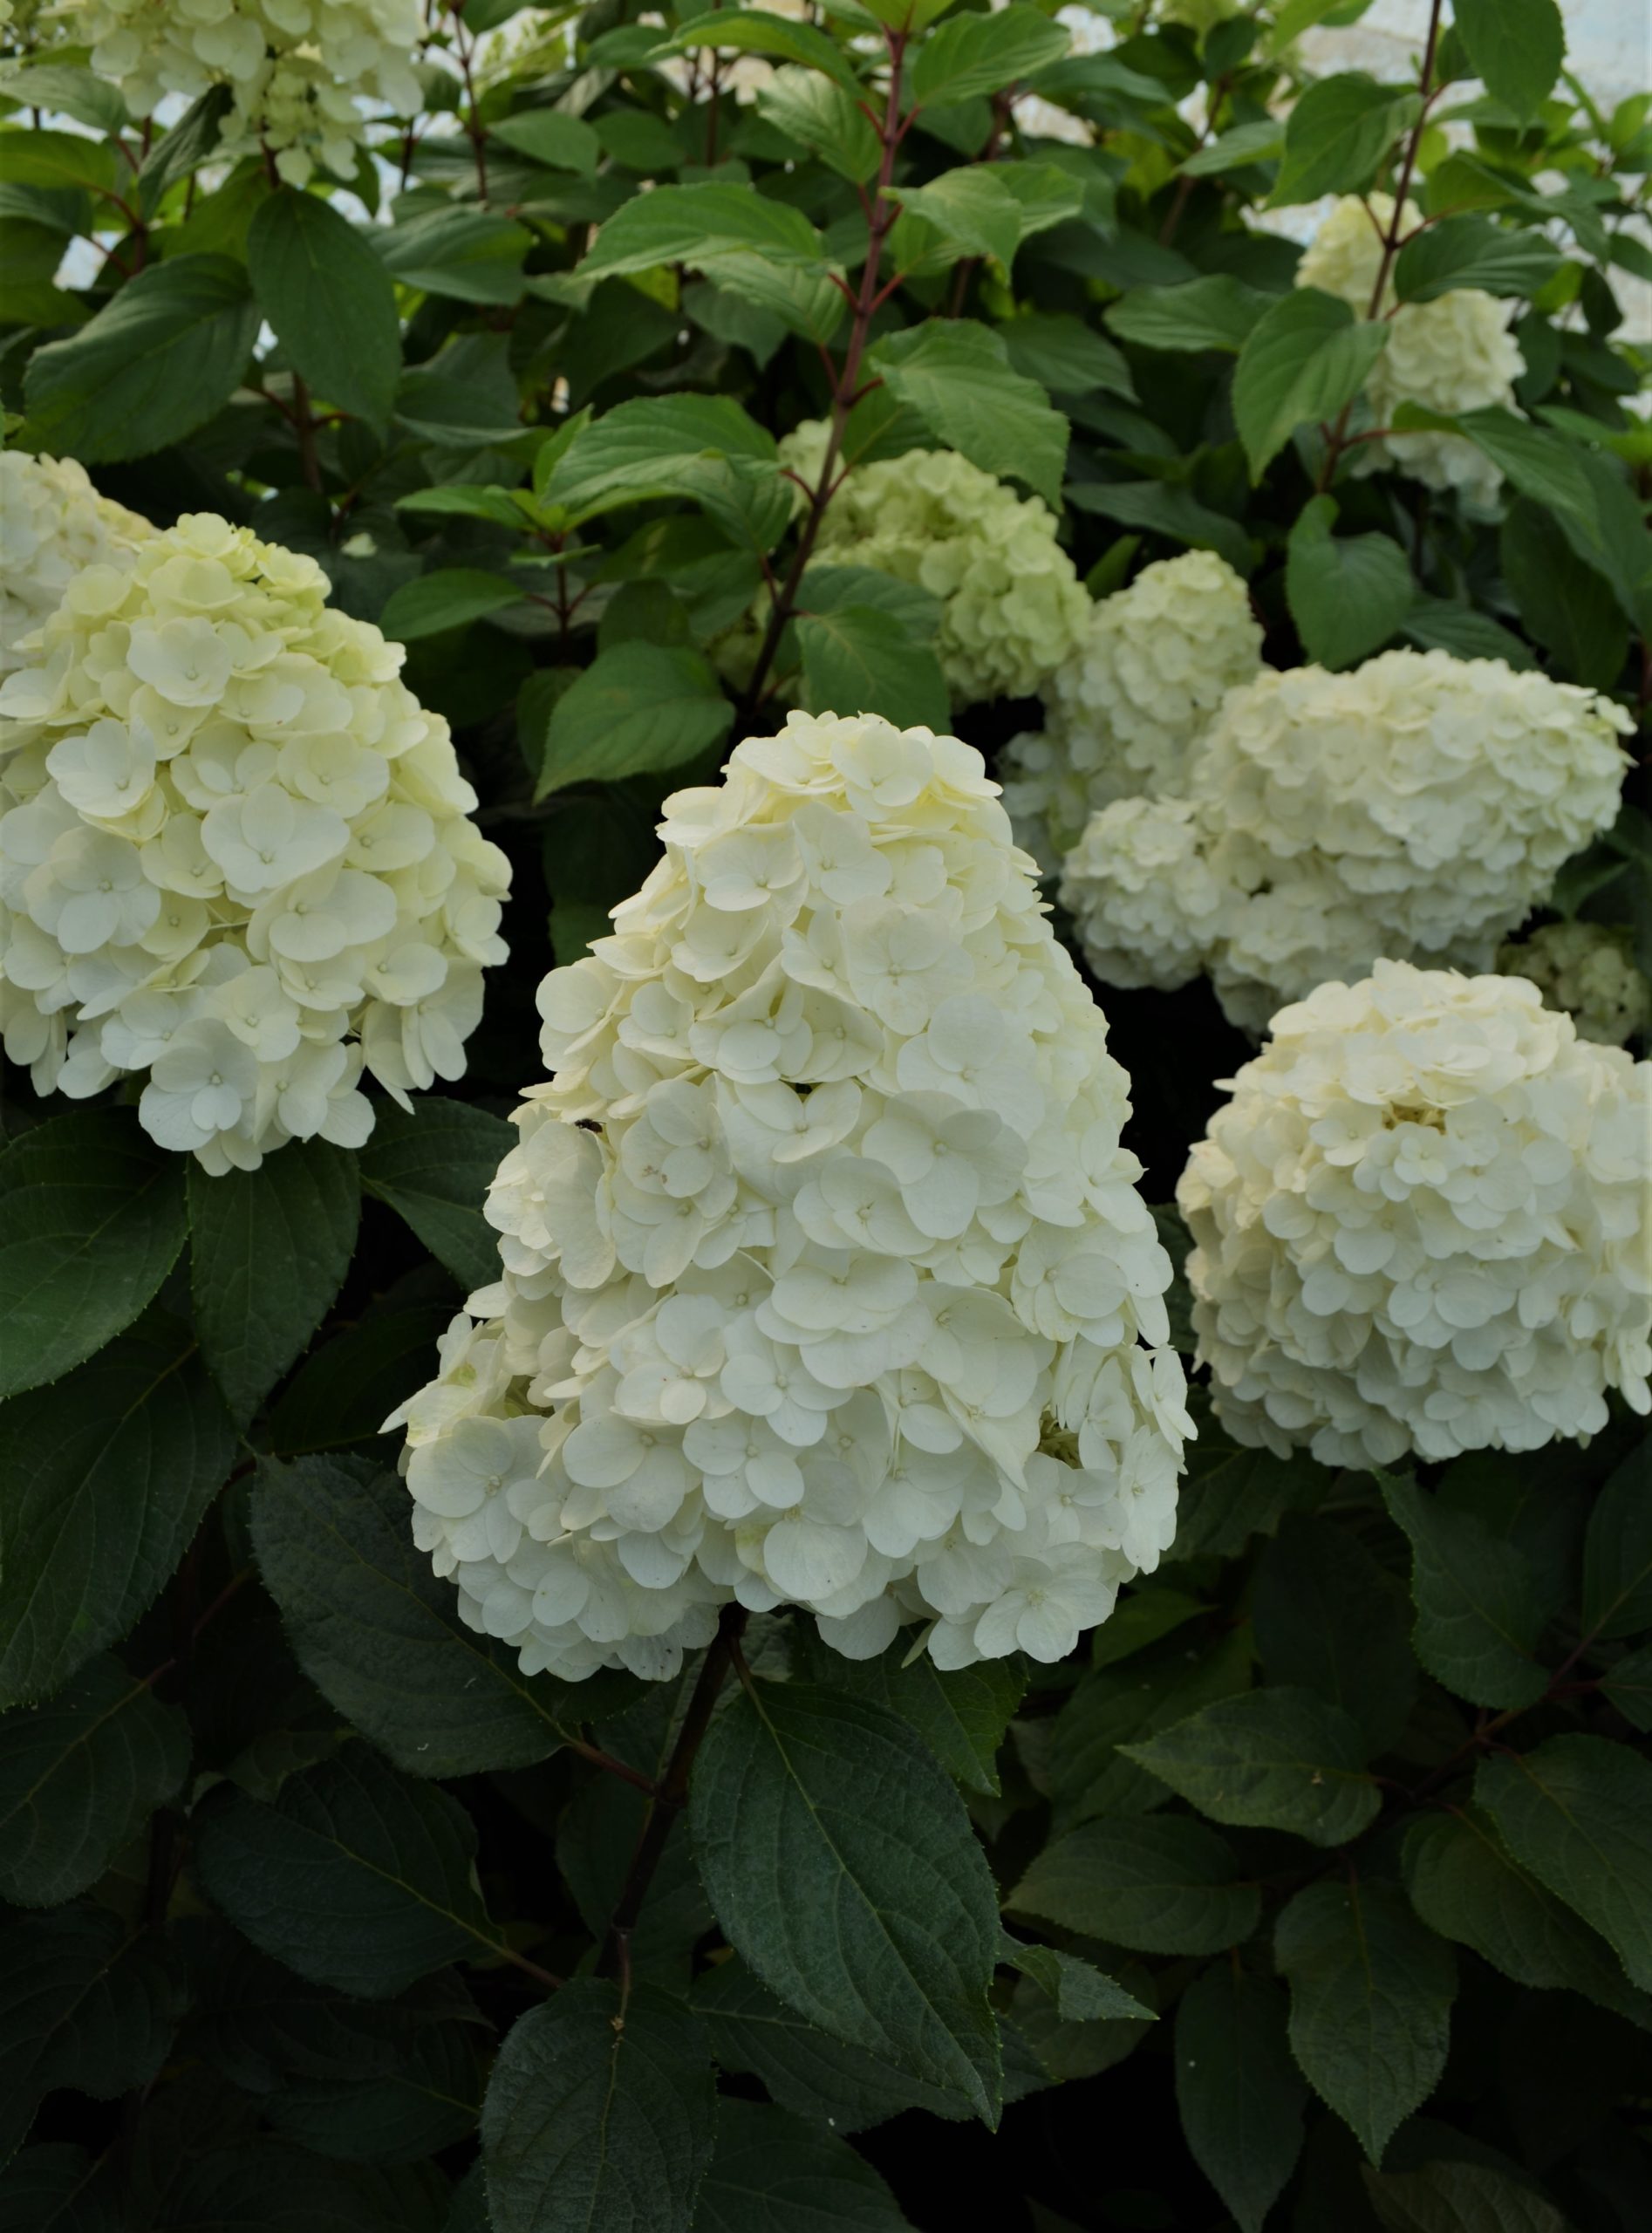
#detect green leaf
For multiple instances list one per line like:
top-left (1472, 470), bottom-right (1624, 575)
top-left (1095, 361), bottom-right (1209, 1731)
top-left (581, 183), bottom-right (829, 283)
top-left (997, 1937), bottom-right (1155, 2024)
top-left (795, 604), bottom-right (951, 728)
top-left (1286, 495), bottom-right (1414, 668)
top-left (541, 393), bottom-right (787, 551)
top-left (1000, 312), bottom-right (1135, 399)
top-left (1402, 1808), bottom-right (1652, 2031)
top-left (695, 2100), bottom-right (914, 2233)
top-left (249, 189), bottom-right (401, 429)
top-left (1122, 1687), bottom-right (1381, 1847)
top-left (1380, 1472), bottom-right (1550, 1710)
top-left (1106, 275), bottom-right (1273, 354)
top-left (755, 66), bottom-right (880, 182)
top-left (396, 484), bottom-right (530, 529)
top-left (481, 1981), bottom-right (717, 2233)
top-left (23, 253), bottom-right (257, 463)
top-left (536, 642), bottom-right (734, 798)
top-left (0, 1314), bottom-right (235, 1710)
top-left (909, 7), bottom-right (1071, 110)
top-left (666, 10), bottom-right (861, 94)
top-left (188, 1141), bottom-right (359, 1430)
top-left (0, 1109), bottom-right (188, 1401)
top-left (1176, 1966), bottom-right (1307, 2233)
top-left (0, 127), bottom-right (117, 194)
top-left (192, 1745), bottom-right (502, 1997)
top-left (689, 1681), bottom-right (1002, 2121)
top-left (1065, 479), bottom-right (1255, 578)
top-left (357, 1097), bottom-right (514, 1293)
top-left (1402, 598), bottom-right (1536, 667)
top-left (0, 1908), bottom-right (176, 2161)
top-left (1393, 215), bottom-right (1562, 304)
top-left (1361, 2159), bottom-right (1573, 2233)
top-left (800, 1640), bottom-right (1025, 1795)
top-left (1232, 287), bottom-right (1389, 480)
top-left (1500, 499), bottom-right (1628, 689)
top-left (1180, 120), bottom-right (1286, 176)
top-left (377, 205), bottom-right (531, 304)
top-left (1171, 1418), bottom-right (1320, 1560)
top-left (892, 170), bottom-right (1023, 270)
top-left (1274, 1880), bottom-right (1456, 2163)
top-left (1007, 1815), bottom-right (1260, 1956)
top-left (556, 1771), bottom-right (710, 1991)
top-left (0, 1656), bottom-right (188, 1908)
top-left (1453, 0), bottom-right (1565, 120)
top-left (260, 2010), bottom-right (483, 2166)
top-left (1582, 1444), bottom-right (1652, 1640)
top-left (869, 322), bottom-right (1068, 507)
top-left (263, 1288), bottom-right (457, 1459)
top-left (1253, 1516), bottom-right (1416, 1753)
top-left (1476, 1736), bottom-right (1652, 1992)
top-left (1049, 1628), bottom-right (1253, 1830)
top-left (379, 570), bottom-right (527, 643)
top-left (490, 111), bottom-right (601, 174)
top-left (1269, 74), bottom-right (1421, 208)
top-left (3, 63), bottom-right (128, 134)
top-left (133, 83), bottom-right (230, 216)
top-left (1089, 1586), bottom-right (1208, 1670)
top-left (692, 1956), bottom-right (966, 2132)
top-left (1595, 1640), bottom-right (1652, 1731)
top-left (252, 1455), bottom-right (584, 1779)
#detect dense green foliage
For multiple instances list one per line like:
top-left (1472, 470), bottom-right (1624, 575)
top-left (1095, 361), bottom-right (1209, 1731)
top-left (1, 0), bottom-right (1649, 2228)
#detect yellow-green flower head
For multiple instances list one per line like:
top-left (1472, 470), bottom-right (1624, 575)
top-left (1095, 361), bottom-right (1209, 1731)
top-left (0, 511), bottom-right (511, 1170)
top-left (1498, 919), bottom-right (1651, 1047)
top-left (776, 423), bottom-right (1090, 708)
top-left (389, 709), bottom-right (1190, 1685)
top-left (1178, 959), bottom-right (1652, 1465)
top-left (0, 451), bottom-right (152, 678)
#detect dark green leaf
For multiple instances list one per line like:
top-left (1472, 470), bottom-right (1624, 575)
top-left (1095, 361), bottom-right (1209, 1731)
top-left (0, 2141), bottom-right (122, 2231)
top-left (1007, 1815), bottom-right (1260, 1956)
top-left (1402, 598), bottom-right (1536, 666)
top-left (1380, 1472), bottom-right (1550, 1710)
top-left (909, 7), bottom-right (1071, 110)
top-left (1501, 498), bottom-right (1628, 689)
top-left (795, 604), bottom-right (951, 727)
top-left (1253, 1516), bottom-right (1416, 1752)
top-left (491, 112), bottom-right (601, 174)
top-left (1580, 1444), bottom-right (1652, 1642)
top-left (1048, 1628), bottom-right (1253, 1831)
top-left (1393, 215), bottom-right (1562, 304)
top-left (581, 183), bottom-right (829, 282)
top-left (192, 1745), bottom-right (502, 1997)
top-left (1269, 75), bottom-right (1420, 208)
top-left (1402, 1808), bottom-right (1652, 2031)
top-left (188, 1141), bottom-right (359, 1429)
top-left (1171, 1417), bottom-right (1320, 1560)
top-left (0, 1109), bottom-right (188, 1401)
top-left (1123, 1686), bottom-right (1380, 1846)
top-left (799, 1640), bottom-right (1026, 1795)
top-left (134, 84), bottom-right (230, 215)
top-left (379, 570), bottom-right (527, 643)
top-left (0, 1315), bottom-right (235, 1709)
top-left (24, 253), bottom-right (257, 462)
top-left (1453, 0), bottom-right (1565, 120)
top-left (690, 1681), bottom-right (1001, 2121)
top-left (540, 394), bottom-right (783, 551)
top-left (1065, 478), bottom-right (1256, 577)
top-left (377, 205), bottom-right (531, 304)
top-left (1361, 2159), bottom-right (1572, 2233)
top-left (1232, 288), bottom-right (1389, 479)
top-left (263, 1290), bottom-right (457, 1458)
top-left (997, 1936), bottom-right (1155, 2023)
top-left (1106, 274), bottom-right (1273, 354)
top-left (0, 1908), bottom-right (176, 2160)
top-left (0, 1656), bottom-right (187, 1907)
top-left (1000, 312), bottom-right (1136, 399)
top-left (1089, 1585), bottom-right (1207, 1670)
top-left (249, 189), bottom-right (402, 428)
top-left (1476, 1736), bottom-right (1652, 1992)
top-left (869, 322), bottom-right (1068, 508)
top-left (357, 1097), bottom-right (513, 1293)
top-left (481, 1981), bottom-right (717, 2233)
top-left (1595, 1640), bottom-right (1652, 1731)
top-left (695, 2100), bottom-right (913, 2232)
top-left (1176, 1966), bottom-right (1307, 2233)
top-left (1286, 495), bottom-right (1414, 668)
top-left (556, 1775), bottom-right (710, 1990)
top-left (1180, 120), bottom-right (1286, 175)
top-left (251, 1454), bottom-right (583, 1778)
top-left (536, 643), bottom-right (734, 797)
top-left (1275, 1880), bottom-right (1456, 2162)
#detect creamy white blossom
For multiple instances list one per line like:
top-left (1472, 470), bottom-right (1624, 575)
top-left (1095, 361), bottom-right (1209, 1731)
top-left (1002, 551), bottom-right (1262, 871)
top-left (1, 452), bottom-right (151, 677)
top-left (1498, 919), bottom-right (1651, 1047)
top-left (1178, 960), bottom-right (1652, 1465)
top-left (1060, 650), bottom-right (1631, 1034)
top-left (0, 511), bottom-right (510, 1168)
top-left (65, 0), bottom-right (421, 186)
top-left (1298, 194), bottom-right (1525, 509)
top-left (390, 710), bottom-right (1189, 1684)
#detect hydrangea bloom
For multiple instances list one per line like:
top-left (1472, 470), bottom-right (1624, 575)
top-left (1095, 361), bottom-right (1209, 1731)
top-left (1297, 195), bottom-right (1524, 509)
top-left (1060, 650), bottom-right (1631, 1034)
top-left (1, 451), bottom-right (151, 676)
top-left (0, 511), bottom-right (510, 1168)
top-left (389, 710), bottom-right (1190, 1683)
top-left (70, 0), bottom-right (422, 186)
top-left (1498, 920), bottom-right (1651, 1048)
top-left (1001, 551), bottom-right (1262, 871)
top-left (1178, 960), bottom-right (1652, 1465)
top-left (772, 423), bottom-right (1090, 707)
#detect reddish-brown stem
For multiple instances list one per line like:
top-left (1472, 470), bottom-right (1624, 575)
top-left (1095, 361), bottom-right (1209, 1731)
top-left (563, 1733), bottom-right (659, 1796)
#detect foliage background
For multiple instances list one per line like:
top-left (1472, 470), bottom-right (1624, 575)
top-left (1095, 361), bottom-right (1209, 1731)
top-left (0, 2), bottom-right (1649, 2230)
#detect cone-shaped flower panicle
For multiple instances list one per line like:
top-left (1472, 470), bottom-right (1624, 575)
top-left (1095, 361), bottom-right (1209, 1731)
top-left (1178, 959), bottom-right (1652, 1466)
top-left (390, 710), bottom-right (1190, 1683)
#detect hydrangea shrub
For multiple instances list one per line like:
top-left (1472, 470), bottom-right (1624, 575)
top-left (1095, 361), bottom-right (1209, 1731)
top-left (0, 2), bottom-right (1648, 2228)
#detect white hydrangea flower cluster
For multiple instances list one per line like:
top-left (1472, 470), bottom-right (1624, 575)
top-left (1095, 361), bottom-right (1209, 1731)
top-left (1000, 551), bottom-right (1263, 871)
top-left (774, 423), bottom-right (1091, 708)
top-left (1178, 959), bottom-right (1652, 1465)
top-left (389, 710), bottom-right (1190, 1684)
top-left (1, 452), bottom-right (152, 677)
top-left (0, 511), bottom-right (510, 1170)
top-left (1297, 195), bottom-right (1525, 510)
top-left (1498, 920), bottom-right (1651, 1048)
top-left (1059, 650), bottom-right (1632, 1035)
top-left (68, 0), bottom-right (422, 186)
